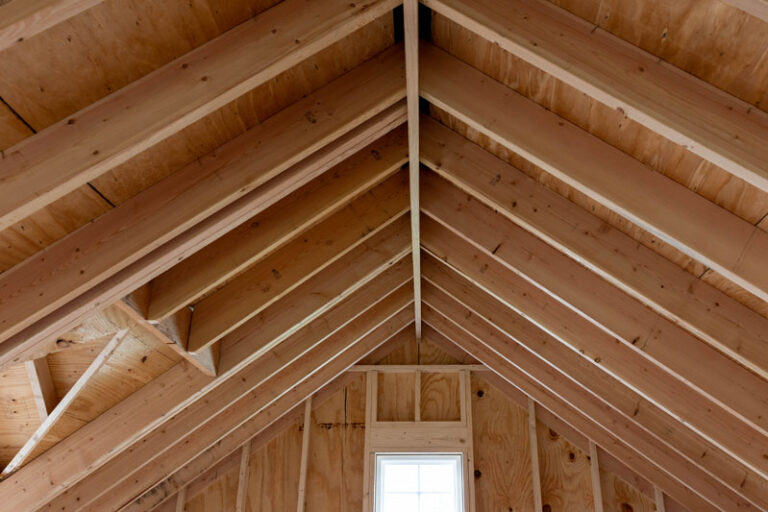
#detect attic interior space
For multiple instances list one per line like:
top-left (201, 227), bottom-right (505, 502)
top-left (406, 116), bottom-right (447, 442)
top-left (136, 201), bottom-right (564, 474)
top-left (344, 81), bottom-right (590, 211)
top-left (0, 0), bottom-right (766, 511)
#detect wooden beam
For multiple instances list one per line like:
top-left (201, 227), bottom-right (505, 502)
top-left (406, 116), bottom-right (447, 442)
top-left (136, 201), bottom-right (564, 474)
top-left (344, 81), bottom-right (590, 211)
top-left (589, 442), bottom-right (605, 512)
top-left (168, 340), bottom-right (415, 511)
top-left (147, 127), bottom-right (408, 321)
top-left (420, 43), bottom-right (768, 302)
top-left (110, 304), bottom-right (414, 512)
top-left (421, 248), bottom-right (768, 507)
top-left (422, 0), bottom-right (768, 191)
top-left (24, 357), bottom-right (57, 421)
top-left (403, 0), bottom-right (422, 337)
top-left (0, 0), bottom-right (400, 231)
top-left (421, 305), bottom-right (726, 512)
top-left (296, 399), bottom-right (312, 512)
top-left (655, 486), bottom-right (667, 512)
top-left (420, 115), bottom-right (768, 383)
top-left (186, 178), bottom-right (409, 351)
top-left (41, 282), bottom-right (413, 512)
top-left (0, 87), bottom-right (407, 370)
top-left (421, 170), bottom-right (768, 435)
top-left (235, 440), bottom-right (251, 512)
top-left (0, 43), bottom-right (406, 350)
top-left (0, 0), bottom-right (103, 52)
top-left (2, 330), bottom-right (127, 476)
top-left (0, 252), bottom-right (409, 510)
top-left (712, 0), bottom-right (768, 22)
top-left (175, 486), bottom-right (186, 512)
top-left (527, 398), bottom-right (544, 512)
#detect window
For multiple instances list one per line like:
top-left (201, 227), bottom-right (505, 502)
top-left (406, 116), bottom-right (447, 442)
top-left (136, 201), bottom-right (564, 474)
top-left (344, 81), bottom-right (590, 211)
top-left (374, 454), bottom-right (464, 512)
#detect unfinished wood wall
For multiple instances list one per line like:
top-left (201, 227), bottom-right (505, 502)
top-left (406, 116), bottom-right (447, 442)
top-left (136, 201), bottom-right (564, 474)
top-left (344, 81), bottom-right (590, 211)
top-left (182, 337), bottom-right (656, 512)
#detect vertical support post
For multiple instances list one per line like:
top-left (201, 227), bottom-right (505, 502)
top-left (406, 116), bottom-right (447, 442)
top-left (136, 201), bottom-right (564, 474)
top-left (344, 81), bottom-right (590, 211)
top-left (403, 0), bottom-right (422, 338)
top-left (175, 486), bottom-right (187, 512)
top-left (25, 357), bottom-right (57, 421)
top-left (654, 486), bottom-right (666, 512)
top-left (296, 398), bottom-right (313, 512)
top-left (363, 370), bottom-right (378, 512)
top-left (414, 369), bottom-right (421, 422)
top-left (235, 439), bottom-right (251, 512)
top-left (589, 441), bottom-right (604, 512)
top-left (527, 398), bottom-right (544, 512)
top-left (461, 369), bottom-right (476, 512)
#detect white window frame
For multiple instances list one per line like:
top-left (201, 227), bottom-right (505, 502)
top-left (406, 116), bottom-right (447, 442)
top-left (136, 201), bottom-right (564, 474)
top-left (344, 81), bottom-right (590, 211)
top-left (373, 453), bottom-right (465, 512)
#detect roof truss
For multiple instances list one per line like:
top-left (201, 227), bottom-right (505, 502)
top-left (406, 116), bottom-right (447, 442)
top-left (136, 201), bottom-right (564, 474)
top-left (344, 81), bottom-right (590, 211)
top-left (0, 1), bottom-right (766, 511)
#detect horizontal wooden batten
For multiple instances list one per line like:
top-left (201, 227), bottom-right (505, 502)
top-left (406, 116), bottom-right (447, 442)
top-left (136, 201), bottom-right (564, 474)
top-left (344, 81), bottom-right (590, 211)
top-left (420, 42), bottom-right (768, 302)
top-left (0, 47), bottom-right (407, 366)
top-left (56, 285), bottom-right (414, 511)
top-left (187, 177), bottom-right (410, 352)
top-left (147, 126), bottom-right (409, 321)
top-left (422, 0), bottom-right (768, 192)
top-left (420, 170), bottom-right (768, 438)
top-left (419, 115), bottom-right (768, 383)
top-left (0, 0), bottom-right (401, 230)
top-left (0, 251), bottom-right (410, 511)
top-left (422, 306), bottom-right (723, 512)
top-left (420, 220), bottom-right (768, 478)
top-left (422, 257), bottom-right (768, 509)
top-left (0, 0), bottom-right (104, 52)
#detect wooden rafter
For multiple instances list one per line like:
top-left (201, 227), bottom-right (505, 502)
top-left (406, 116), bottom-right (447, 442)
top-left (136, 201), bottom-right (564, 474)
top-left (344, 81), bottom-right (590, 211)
top-left (146, 127), bottom-right (408, 321)
top-left (422, 305), bottom-right (723, 512)
top-left (420, 233), bottom-right (768, 504)
top-left (186, 179), bottom-right (409, 352)
top-left (421, 262), bottom-right (767, 509)
top-left (422, 0), bottom-right (768, 192)
top-left (41, 280), bottom-right (413, 512)
top-left (0, 246), bottom-right (410, 511)
top-left (0, 67), bottom-right (408, 369)
top-left (0, 0), bottom-right (104, 52)
top-left (420, 43), bottom-right (768, 303)
top-left (420, 171), bottom-right (768, 437)
top-left (113, 303), bottom-right (414, 512)
top-left (0, 0), bottom-right (400, 231)
top-left (420, 115), bottom-right (768, 382)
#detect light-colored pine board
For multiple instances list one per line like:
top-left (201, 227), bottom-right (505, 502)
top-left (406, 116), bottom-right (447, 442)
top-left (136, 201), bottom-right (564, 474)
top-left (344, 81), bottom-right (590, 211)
top-left (423, 0), bottom-right (768, 192)
top-left (590, 442), bottom-right (605, 512)
top-left (24, 357), bottom-right (56, 421)
top-left (0, 0), bottom-right (400, 230)
top-left (0, 48), bottom-right (407, 363)
top-left (0, 0), bottom-right (105, 53)
top-left (147, 127), bottom-right (407, 321)
top-left (186, 175), bottom-right (409, 352)
top-left (421, 252), bottom-right (768, 508)
top-left (420, 42), bottom-right (768, 303)
top-left (420, 170), bottom-right (768, 433)
top-left (403, 0), bottom-right (422, 336)
top-left (420, 117), bottom-right (768, 383)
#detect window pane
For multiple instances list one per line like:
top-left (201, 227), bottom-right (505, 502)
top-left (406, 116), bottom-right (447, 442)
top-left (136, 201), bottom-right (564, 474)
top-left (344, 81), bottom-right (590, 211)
top-left (374, 454), bottom-right (464, 512)
top-left (383, 463), bottom-right (419, 493)
top-left (420, 493), bottom-right (456, 512)
top-left (419, 463), bottom-right (455, 493)
top-left (381, 493), bottom-right (419, 512)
